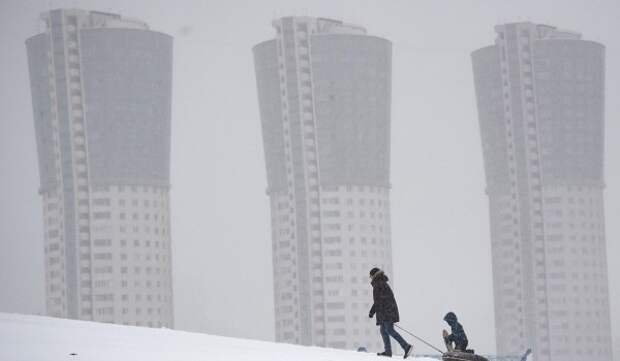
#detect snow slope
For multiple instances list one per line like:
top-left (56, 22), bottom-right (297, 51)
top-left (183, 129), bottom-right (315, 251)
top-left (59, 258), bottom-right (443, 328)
top-left (0, 313), bottom-right (438, 361)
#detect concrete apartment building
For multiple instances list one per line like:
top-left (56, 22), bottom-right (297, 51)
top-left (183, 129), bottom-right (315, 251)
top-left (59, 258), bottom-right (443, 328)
top-left (26, 9), bottom-right (174, 327)
top-left (472, 22), bottom-right (612, 361)
top-left (253, 17), bottom-right (393, 350)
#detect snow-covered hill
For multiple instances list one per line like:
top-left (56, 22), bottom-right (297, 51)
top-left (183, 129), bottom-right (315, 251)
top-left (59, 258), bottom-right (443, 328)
top-left (0, 313), bottom-right (438, 361)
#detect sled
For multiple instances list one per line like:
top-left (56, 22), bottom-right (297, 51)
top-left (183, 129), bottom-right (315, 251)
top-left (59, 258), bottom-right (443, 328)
top-left (442, 351), bottom-right (489, 361)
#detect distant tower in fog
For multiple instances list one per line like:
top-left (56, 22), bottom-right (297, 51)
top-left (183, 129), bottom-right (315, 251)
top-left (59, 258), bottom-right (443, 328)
top-left (472, 22), bottom-right (612, 361)
top-left (26, 9), bottom-right (174, 327)
top-left (253, 17), bottom-right (393, 350)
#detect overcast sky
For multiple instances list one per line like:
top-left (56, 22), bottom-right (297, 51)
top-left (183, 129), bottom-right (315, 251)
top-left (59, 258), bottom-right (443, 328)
top-left (1, 0), bottom-right (618, 356)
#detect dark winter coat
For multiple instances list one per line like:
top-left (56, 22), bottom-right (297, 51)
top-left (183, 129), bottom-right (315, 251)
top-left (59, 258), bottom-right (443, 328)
top-left (369, 272), bottom-right (400, 325)
top-left (446, 320), bottom-right (468, 349)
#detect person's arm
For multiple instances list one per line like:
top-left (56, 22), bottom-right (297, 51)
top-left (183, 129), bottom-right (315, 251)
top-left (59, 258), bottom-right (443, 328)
top-left (369, 284), bottom-right (381, 317)
top-left (446, 324), bottom-right (460, 342)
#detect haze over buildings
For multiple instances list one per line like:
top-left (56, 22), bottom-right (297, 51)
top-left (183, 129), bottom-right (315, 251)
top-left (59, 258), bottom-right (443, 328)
top-left (473, 22), bottom-right (612, 361)
top-left (254, 16), bottom-right (393, 350)
top-left (2, 1), bottom-right (620, 358)
top-left (26, 9), bottom-right (174, 327)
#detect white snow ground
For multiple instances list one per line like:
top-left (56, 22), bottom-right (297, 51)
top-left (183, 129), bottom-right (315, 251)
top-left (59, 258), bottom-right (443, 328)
top-left (0, 313), bottom-right (439, 361)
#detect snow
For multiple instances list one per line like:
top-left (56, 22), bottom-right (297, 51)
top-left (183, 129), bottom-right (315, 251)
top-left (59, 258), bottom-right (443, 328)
top-left (0, 313), bottom-right (439, 361)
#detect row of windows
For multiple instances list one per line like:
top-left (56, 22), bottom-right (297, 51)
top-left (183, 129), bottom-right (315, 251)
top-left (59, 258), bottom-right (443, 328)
top-left (47, 250), bottom-right (170, 264)
top-left (321, 210), bottom-right (387, 219)
top-left (545, 221), bottom-right (602, 229)
top-left (91, 185), bottom-right (168, 195)
top-left (104, 252), bottom-right (169, 262)
top-left (102, 280), bottom-right (169, 289)
top-left (81, 293), bottom-right (170, 303)
top-left (82, 306), bottom-right (168, 317)
top-left (275, 247), bottom-right (388, 262)
top-left (321, 185), bottom-right (388, 194)
top-left (77, 239), bottom-right (168, 249)
top-left (320, 197), bottom-right (388, 207)
top-left (544, 209), bottom-right (602, 218)
top-left (47, 224), bottom-right (169, 239)
top-left (70, 265), bottom-right (169, 276)
top-left (118, 225), bottom-right (169, 235)
top-left (278, 209), bottom-right (384, 224)
top-left (94, 212), bottom-right (168, 222)
top-left (92, 198), bottom-right (168, 209)
top-left (545, 196), bottom-right (601, 206)
top-left (318, 223), bottom-right (387, 233)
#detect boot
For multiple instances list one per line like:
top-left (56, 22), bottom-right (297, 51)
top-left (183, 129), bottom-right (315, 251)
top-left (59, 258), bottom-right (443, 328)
top-left (377, 351), bottom-right (392, 357)
top-left (403, 344), bottom-right (413, 359)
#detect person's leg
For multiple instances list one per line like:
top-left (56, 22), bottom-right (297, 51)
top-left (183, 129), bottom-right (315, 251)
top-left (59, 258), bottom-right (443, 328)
top-left (379, 323), bottom-right (392, 355)
top-left (385, 322), bottom-right (410, 350)
top-left (446, 335), bottom-right (456, 351)
top-left (455, 338), bottom-right (468, 352)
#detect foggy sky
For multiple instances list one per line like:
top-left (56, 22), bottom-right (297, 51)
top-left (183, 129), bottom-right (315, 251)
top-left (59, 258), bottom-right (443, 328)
top-left (1, 0), bottom-right (618, 356)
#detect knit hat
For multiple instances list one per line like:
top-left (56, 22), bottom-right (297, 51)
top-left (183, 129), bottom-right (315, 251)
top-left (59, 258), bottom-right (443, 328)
top-left (444, 312), bottom-right (457, 322)
top-left (369, 267), bottom-right (382, 278)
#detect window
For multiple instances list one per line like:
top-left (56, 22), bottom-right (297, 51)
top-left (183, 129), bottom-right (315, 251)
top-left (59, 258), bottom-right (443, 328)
top-left (93, 239), bottom-right (111, 247)
top-left (93, 198), bottom-right (110, 206)
top-left (93, 252), bottom-right (112, 260)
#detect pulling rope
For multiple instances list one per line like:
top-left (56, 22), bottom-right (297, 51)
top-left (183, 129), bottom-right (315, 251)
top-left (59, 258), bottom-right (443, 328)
top-left (395, 325), bottom-right (490, 361)
top-left (394, 324), bottom-right (445, 355)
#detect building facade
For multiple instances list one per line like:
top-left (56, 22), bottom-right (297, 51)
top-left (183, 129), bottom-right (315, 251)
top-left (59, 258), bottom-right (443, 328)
top-left (472, 22), bottom-right (612, 361)
top-left (253, 17), bottom-right (393, 350)
top-left (26, 9), bottom-right (174, 327)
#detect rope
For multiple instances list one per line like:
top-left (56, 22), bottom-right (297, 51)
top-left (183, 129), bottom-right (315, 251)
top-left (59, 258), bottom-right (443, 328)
top-left (394, 324), bottom-right (446, 355)
top-left (393, 325), bottom-right (490, 361)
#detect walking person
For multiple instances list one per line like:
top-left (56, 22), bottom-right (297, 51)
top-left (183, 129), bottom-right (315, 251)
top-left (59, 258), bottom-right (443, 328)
top-left (368, 267), bottom-right (413, 358)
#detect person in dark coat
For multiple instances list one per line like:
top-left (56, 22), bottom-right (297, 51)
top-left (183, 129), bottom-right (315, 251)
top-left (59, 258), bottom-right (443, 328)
top-left (368, 267), bottom-right (413, 358)
top-left (443, 312), bottom-right (468, 352)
